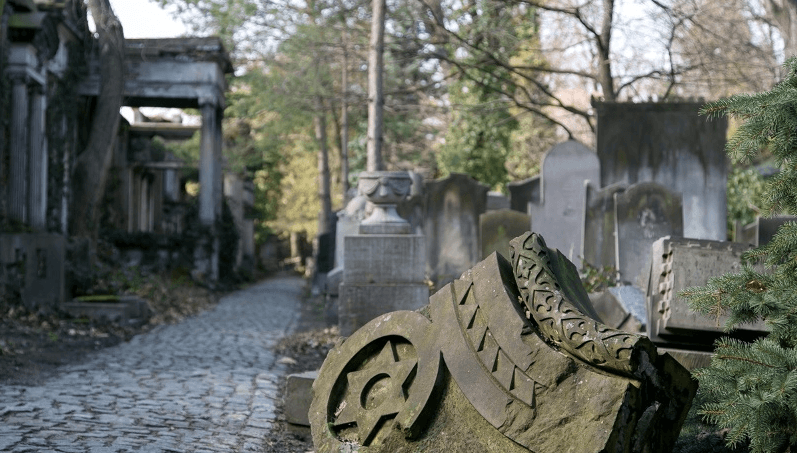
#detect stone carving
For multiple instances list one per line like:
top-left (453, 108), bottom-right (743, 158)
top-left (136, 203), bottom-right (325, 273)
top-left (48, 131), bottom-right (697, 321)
top-left (509, 232), bottom-right (656, 376)
top-left (311, 232), bottom-right (697, 453)
top-left (358, 171), bottom-right (412, 234)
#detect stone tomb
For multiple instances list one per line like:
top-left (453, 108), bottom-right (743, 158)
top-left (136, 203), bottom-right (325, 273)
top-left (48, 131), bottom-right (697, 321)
top-left (530, 141), bottom-right (600, 261)
top-left (614, 182), bottom-right (683, 288)
top-left (311, 232), bottom-right (696, 453)
top-left (646, 236), bottom-right (769, 348)
top-left (479, 209), bottom-right (531, 260)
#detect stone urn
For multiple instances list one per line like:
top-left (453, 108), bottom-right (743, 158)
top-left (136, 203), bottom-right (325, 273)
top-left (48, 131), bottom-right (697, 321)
top-left (357, 171), bottom-right (412, 234)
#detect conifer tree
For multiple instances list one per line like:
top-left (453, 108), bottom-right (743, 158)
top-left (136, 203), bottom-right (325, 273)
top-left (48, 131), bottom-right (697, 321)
top-left (681, 57), bottom-right (797, 453)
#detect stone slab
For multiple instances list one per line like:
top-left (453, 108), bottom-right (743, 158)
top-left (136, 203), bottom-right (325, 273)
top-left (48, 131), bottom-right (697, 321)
top-left (607, 285), bottom-right (647, 326)
top-left (530, 141), bottom-right (600, 261)
top-left (423, 173), bottom-right (489, 290)
top-left (659, 349), bottom-right (713, 371)
top-left (342, 235), bottom-right (425, 284)
top-left (646, 236), bottom-right (768, 347)
top-left (61, 296), bottom-right (152, 326)
top-left (507, 175), bottom-right (539, 214)
top-left (614, 182), bottom-right (682, 288)
top-left (479, 209), bottom-right (530, 260)
top-left (486, 191), bottom-right (510, 211)
top-left (284, 371), bottom-right (318, 426)
top-left (736, 215), bottom-right (796, 247)
top-left (581, 182), bottom-right (627, 269)
top-left (338, 283), bottom-right (429, 336)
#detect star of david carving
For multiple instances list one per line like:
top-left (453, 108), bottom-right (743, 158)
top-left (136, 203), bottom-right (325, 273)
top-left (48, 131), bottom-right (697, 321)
top-left (333, 340), bottom-right (417, 445)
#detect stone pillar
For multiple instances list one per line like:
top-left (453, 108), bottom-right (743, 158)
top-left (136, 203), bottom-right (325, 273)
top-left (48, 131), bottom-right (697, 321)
top-left (198, 101), bottom-right (218, 226)
top-left (8, 74), bottom-right (29, 224)
top-left (338, 172), bottom-right (429, 336)
top-left (195, 98), bottom-right (223, 282)
top-left (28, 86), bottom-right (48, 231)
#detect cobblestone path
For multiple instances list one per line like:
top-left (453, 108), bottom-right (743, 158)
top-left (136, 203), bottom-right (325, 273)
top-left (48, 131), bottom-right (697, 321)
top-left (0, 274), bottom-right (304, 452)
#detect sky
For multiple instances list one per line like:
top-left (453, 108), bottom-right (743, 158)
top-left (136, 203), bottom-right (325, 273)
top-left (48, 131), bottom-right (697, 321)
top-left (109, 0), bottom-right (188, 39)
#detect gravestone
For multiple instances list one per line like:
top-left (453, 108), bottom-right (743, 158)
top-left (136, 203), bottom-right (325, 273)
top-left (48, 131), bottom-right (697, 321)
top-left (595, 101), bottom-right (727, 241)
top-left (646, 236), bottom-right (768, 348)
top-left (423, 173), bottom-right (489, 291)
top-left (311, 232), bottom-right (696, 453)
top-left (479, 209), bottom-right (530, 260)
top-left (581, 181), bottom-right (627, 269)
top-left (507, 175), bottom-right (539, 213)
top-left (529, 141), bottom-right (600, 261)
top-left (735, 215), bottom-right (797, 246)
top-left (614, 182), bottom-right (683, 288)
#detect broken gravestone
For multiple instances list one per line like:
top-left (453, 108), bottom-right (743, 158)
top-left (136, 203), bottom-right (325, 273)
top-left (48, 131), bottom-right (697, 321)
top-left (310, 232), bottom-right (696, 453)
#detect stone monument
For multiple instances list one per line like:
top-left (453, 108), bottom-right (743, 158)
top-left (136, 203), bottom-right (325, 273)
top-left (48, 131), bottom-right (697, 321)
top-left (311, 232), bottom-right (696, 452)
top-left (338, 172), bottom-right (429, 336)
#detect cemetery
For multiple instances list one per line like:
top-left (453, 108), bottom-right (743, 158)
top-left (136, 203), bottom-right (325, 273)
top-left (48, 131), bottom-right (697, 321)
top-left (0, 0), bottom-right (795, 452)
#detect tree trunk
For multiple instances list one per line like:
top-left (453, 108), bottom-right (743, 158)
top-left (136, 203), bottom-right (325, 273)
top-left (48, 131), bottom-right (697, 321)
top-left (598, 0), bottom-right (615, 101)
top-left (315, 97), bottom-right (332, 235)
top-left (366, 0), bottom-right (386, 171)
top-left (341, 28), bottom-right (350, 198)
top-left (69, 0), bottom-right (124, 241)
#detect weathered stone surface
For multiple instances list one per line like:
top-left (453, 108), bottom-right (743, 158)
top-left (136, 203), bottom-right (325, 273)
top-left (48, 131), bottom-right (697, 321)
top-left (646, 236), bottom-right (768, 348)
top-left (423, 173), bottom-right (489, 291)
top-left (588, 289), bottom-right (644, 333)
top-left (595, 101), bottom-right (728, 241)
top-left (530, 141), bottom-right (600, 261)
top-left (479, 209), bottom-right (530, 260)
top-left (507, 175), bottom-right (540, 214)
top-left (311, 232), bottom-right (696, 453)
top-left (358, 171), bottom-right (412, 235)
top-left (614, 182), bottom-right (683, 288)
top-left (285, 371), bottom-right (318, 426)
top-left (582, 182), bottom-right (627, 269)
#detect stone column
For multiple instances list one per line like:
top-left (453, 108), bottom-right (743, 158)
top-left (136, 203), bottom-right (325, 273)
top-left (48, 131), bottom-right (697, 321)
top-left (198, 100), bottom-right (218, 226)
top-left (214, 106), bottom-right (224, 219)
top-left (28, 85), bottom-right (48, 231)
top-left (8, 74), bottom-right (29, 224)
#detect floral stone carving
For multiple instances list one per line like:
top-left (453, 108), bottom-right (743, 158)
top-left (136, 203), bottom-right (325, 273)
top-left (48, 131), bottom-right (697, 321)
top-left (310, 232), bottom-right (697, 453)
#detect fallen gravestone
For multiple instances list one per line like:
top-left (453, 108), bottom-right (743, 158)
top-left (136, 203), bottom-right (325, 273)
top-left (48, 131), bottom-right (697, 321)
top-left (310, 232), bottom-right (696, 453)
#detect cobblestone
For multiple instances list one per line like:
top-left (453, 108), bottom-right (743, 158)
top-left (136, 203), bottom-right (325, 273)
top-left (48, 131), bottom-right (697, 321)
top-left (0, 275), bottom-right (303, 452)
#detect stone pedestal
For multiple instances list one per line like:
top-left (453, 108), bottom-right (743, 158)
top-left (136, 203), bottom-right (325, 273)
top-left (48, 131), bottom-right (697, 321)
top-left (338, 234), bottom-right (427, 336)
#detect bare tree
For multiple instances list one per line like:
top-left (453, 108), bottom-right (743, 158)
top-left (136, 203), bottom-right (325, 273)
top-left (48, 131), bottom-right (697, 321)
top-left (70, 0), bottom-right (124, 242)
